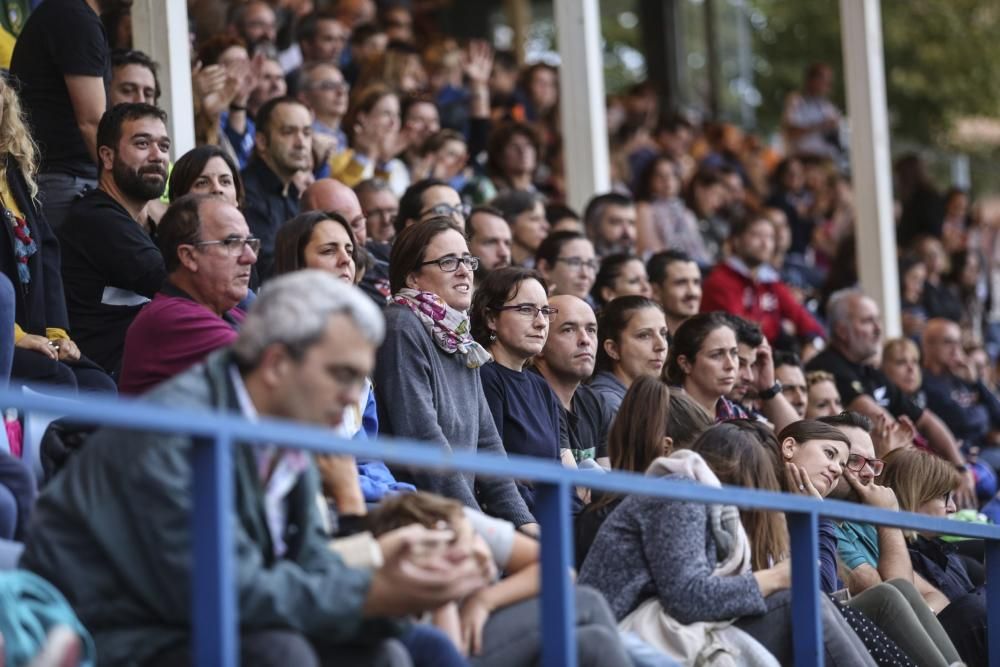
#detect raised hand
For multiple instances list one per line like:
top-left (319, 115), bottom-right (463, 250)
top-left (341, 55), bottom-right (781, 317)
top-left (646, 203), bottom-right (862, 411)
top-left (462, 40), bottom-right (494, 86)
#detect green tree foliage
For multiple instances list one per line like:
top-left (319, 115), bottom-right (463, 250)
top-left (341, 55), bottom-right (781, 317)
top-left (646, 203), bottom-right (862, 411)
top-left (750, 0), bottom-right (1000, 148)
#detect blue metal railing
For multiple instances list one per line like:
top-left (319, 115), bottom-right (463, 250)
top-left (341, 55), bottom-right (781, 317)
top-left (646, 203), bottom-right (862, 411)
top-left (4, 387), bottom-right (999, 667)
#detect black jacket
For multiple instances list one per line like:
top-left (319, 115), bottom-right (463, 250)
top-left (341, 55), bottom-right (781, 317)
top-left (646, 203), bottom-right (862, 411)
top-left (0, 157), bottom-right (68, 334)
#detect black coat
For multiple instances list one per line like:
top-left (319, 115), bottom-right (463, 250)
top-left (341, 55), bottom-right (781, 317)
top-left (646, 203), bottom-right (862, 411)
top-left (0, 157), bottom-right (68, 335)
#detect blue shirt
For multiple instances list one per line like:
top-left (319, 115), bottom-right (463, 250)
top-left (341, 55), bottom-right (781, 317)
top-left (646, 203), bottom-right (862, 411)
top-left (834, 520), bottom-right (879, 571)
top-left (481, 361), bottom-right (566, 512)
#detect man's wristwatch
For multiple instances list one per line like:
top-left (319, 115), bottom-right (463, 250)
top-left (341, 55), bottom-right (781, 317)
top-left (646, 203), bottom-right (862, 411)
top-left (759, 381), bottom-right (783, 400)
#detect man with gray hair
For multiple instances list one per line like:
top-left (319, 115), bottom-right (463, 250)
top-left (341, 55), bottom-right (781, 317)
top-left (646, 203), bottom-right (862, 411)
top-left (119, 194), bottom-right (257, 395)
top-left (806, 288), bottom-right (974, 506)
top-left (23, 271), bottom-right (491, 666)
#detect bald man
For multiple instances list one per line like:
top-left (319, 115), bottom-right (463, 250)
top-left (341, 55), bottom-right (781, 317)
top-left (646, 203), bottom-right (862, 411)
top-left (533, 295), bottom-right (610, 469)
top-left (301, 178), bottom-right (390, 304)
top-left (301, 178), bottom-right (366, 244)
top-left (922, 318), bottom-right (1000, 471)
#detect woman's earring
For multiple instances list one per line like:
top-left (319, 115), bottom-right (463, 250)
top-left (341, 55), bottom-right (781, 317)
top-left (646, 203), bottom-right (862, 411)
top-left (489, 330), bottom-right (497, 342)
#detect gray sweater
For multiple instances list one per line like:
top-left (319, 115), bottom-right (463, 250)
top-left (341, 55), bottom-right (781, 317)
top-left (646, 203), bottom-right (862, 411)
top-left (374, 304), bottom-right (534, 526)
top-left (590, 370), bottom-right (627, 427)
top-left (578, 473), bottom-right (767, 624)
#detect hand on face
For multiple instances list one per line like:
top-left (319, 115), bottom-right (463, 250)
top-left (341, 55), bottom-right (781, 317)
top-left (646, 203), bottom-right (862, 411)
top-left (786, 462), bottom-right (823, 499)
top-left (843, 470), bottom-right (899, 510)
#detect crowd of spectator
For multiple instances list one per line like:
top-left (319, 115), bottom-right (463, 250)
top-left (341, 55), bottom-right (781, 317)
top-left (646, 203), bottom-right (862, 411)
top-left (0, 0), bottom-right (995, 664)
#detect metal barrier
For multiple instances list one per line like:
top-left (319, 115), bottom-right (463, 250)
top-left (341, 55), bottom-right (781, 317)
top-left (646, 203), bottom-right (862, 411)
top-left (4, 387), bottom-right (999, 667)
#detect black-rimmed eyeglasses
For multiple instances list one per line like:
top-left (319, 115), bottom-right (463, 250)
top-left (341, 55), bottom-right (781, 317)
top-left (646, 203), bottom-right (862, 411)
top-left (420, 255), bottom-right (480, 272)
top-left (420, 203), bottom-right (471, 220)
top-left (492, 304), bottom-right (559, 320)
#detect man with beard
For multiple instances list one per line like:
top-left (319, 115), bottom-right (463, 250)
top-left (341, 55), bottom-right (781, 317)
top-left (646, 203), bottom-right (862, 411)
top-left (226, 0), bottom-right (278, 52)
top-left (701, 209), bottom-right (825, 353)
top-left (58, 103), bottom-right (170, 377)
top-left (10, 0), bottom-right (111, 230)
top-left (242, 97), bottom-right (313, 280)
top-left (583, 193), bottom-right (637, 259)
top-left (466, 205), bottom-right (512, 286)
top-left (647, 249), bottom-right (702, 339)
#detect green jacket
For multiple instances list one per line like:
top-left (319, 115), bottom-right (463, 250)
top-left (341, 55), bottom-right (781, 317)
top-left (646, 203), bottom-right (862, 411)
top-left (21, 350), bottom-right (396, 666)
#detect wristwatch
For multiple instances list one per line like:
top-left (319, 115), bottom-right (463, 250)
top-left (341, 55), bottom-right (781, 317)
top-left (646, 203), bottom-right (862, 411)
top-left (759, 381), bottom-right (783, 400)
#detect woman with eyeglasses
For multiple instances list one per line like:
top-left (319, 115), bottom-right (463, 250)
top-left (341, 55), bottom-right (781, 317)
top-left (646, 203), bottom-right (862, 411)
top-left (590, 296), bottom-right (669, 424)
top-left (880, 447), bottom-right (987, 666)
top-left (535, 231), bottom-right (598, 301)
top-left (469, 267), bottom-right (566, 513)
top-left (374, 217), bottom-right (539, 532)
top-left (590, 253), bottom-right (653, 309)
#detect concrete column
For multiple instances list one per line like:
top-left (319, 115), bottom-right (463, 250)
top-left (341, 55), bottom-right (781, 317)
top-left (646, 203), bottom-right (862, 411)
top-left (131, 0), bottom-right (195, 161)
top-left (839, 0), bottom-right (900, 336)
top-left (554, 0), bottom-right (610, 213)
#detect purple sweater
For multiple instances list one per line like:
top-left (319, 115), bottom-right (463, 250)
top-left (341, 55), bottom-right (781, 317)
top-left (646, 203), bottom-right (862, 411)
top-left (119, 291), bottom-right (244, 395)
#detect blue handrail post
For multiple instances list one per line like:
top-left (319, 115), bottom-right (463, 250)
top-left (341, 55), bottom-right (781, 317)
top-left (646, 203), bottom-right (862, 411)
top-left (191, 433), bottom-right (237, 667)
top-left (787, 511), bottom-right (823, 667)
top-left (986, 540), bottom-right (1000, 666)
top-left (536, 481), bottom-right (577, 667)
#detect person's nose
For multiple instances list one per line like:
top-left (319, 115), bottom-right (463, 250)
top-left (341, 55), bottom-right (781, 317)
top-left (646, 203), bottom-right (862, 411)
top-left (210, 178), bottom-right (225, 197)
top-left (149, 143), bottom-right (167, 162)
top-left (653, 333), bottom-right (667, 353)
top-left (723, 354), bottom-right (736, 371)
top-left (239, 242), bottom-right (257, 264)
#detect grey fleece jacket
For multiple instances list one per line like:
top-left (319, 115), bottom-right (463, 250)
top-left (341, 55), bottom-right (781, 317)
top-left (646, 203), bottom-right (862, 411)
top-left (589, 370), bottom-right (627, 426)
top-left (374, 304), bottom-right (534, 526)
top-left (578, 473), bottom-right (767, 624)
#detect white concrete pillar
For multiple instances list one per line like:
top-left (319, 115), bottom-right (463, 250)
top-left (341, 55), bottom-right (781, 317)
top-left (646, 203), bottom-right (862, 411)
top-left (131, 0), bottom-right (195, 160)
top-left (554, 0), bottom-right (611, 213)
top-left (839, 0), bottom-right (900, 336)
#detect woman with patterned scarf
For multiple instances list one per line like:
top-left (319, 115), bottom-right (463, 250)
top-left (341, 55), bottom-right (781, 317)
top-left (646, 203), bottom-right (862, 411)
top-left (0, 76), bottom-right (115, 396)
top-left (373, 216), bottom-right (539, 533)
top-left (0, 80), bottom-right (115, 393)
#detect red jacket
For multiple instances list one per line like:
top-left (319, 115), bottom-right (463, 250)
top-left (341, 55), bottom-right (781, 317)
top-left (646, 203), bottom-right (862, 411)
top-left (701, 258), bottom-right (825, 343)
